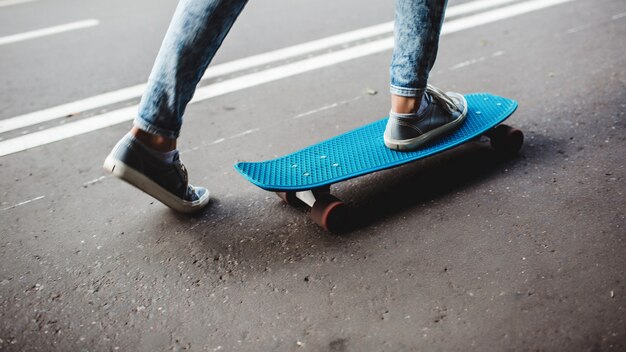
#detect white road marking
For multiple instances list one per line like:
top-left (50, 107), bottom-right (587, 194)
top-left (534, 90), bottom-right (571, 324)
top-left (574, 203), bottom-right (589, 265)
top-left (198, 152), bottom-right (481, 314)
top-left (185, 96), bottom-right (363, 153)
top-left (564, 13), bottom-right (626, 35)
top-left (450, 57), bottom-right (488, 71)
top-left (293, 96), bottom-right (362, 119)
top-left (189, 38), bottom-right (394, 103)
top-left (0, 22), bottom-right (394, 134)
top-left (0, 0), bottom-right (38, 8)
top-left (0, 0), bottom-right (526, 134)
top-left (82, 176), bottom-right (106, 187)
top-left (0, 86), bottom-right (144, 134)
top-left (0, 106), bottom-right (135, 157)
top-left (566, 23), bottom-right (593, 34)
top-left (445, 0), bottom-right (520, 17)
top-left (449, 51), bottom-right (505, 70)
top-left (612, 12), bottom-right (626, 21)
top-left (441, 0), bottom-right (573, 34)
top-left (0, 19), bottom-right (99, 46)
top-left (230, 128), bottom-right (260, 139)
top-left (0, 0), bottom-right (576, 157)
top-left (1, 195), bottom-right (45, 211)
top-left (180, 129), bottom-right (260, 153)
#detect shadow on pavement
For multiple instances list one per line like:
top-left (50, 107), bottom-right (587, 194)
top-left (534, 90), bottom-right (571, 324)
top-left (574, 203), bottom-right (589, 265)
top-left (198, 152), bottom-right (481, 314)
top-left (332, 132), bottom-right (567, 233)
top-left (155, 133), bottom-right (565, 275)
top-left (336, 142), bottom-right (521, 232)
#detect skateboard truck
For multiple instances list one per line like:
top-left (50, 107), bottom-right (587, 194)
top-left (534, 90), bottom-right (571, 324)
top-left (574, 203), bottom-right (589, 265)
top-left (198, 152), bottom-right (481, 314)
top-left (294, 190), bottom-right (316, 207)
top-left (276, 186), bottom-right (350, 232)
top-left (484, 124), bottom-right (524, 154)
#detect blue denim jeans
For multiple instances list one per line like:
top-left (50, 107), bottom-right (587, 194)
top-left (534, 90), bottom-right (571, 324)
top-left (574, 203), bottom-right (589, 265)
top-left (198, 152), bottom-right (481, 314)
top-left (135, 0), bottom-right (448, 139)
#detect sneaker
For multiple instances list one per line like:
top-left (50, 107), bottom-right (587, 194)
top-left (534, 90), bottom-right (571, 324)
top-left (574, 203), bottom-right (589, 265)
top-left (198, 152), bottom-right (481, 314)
top-left (103, 134), bottom-right (210, 213)
top-left (384, 84), bottom-right (468, 151)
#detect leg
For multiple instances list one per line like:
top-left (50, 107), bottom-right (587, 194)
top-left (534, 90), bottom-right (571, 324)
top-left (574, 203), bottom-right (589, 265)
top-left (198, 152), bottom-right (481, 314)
top-left (136, 0), bottom-right (249, 141)
top-left (385, 0), bottom-right (468, 151)
top-left (104, 0), bottom-right (248, 212)
top-left (390, 0), bottom-right (447, 112)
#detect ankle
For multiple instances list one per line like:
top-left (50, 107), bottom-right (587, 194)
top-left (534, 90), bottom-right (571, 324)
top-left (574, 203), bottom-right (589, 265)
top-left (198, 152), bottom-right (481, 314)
top-left (391, 94), bottom-right (428, 115)
top-left (130, 127), bottom-right (176, 152)
top-left (391, 94), bottom-right (421, 114)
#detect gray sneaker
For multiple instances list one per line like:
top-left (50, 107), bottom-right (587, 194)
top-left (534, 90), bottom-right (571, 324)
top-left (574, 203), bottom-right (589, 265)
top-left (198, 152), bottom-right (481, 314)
top-left (384, 85), bottom-right (468, 151)
top-left (103, 134), bottom-right (210, 213)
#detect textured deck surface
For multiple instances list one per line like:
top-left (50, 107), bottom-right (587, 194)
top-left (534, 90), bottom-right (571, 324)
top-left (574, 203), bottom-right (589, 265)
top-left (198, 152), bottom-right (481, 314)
top-left (235, 93), bottom-right (517, 191)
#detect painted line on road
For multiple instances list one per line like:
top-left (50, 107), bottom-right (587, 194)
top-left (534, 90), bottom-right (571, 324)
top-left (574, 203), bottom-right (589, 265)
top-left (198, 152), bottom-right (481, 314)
top-left (0, 0), bottom-right (576, 157)
top-left (445, 0), bottom-right (520, 17)
top-left (183, 95), bottom-right (362, 153)
top-left (1, 195), bottom-right (45, 211)
top-left (0, 0), bottom-right (38, 8)
top-left (448, 51), bottom-right (505, 70)
top-left (612, 12), bottom-right (626, 21)
top-left (565, 23), bottom-right (593, 34)
top-left (0, 105), bottom-right (136, 157)
top-left (82, 176), bottom-right (107, 187)
top-left (205, 0), bottom-right (524, 72)
top-left (293, 96), bottom-right (363, 119)
top-left (230, 128), bottom-right (260, 139)
top-left (0, 19), bottom-right (99, 46)
top-left (562, 12), bottom-right (626, 36)
top-left (0, 0), bottom-right (525, 135)
top-left (180, 128), bottom-right (260, 153)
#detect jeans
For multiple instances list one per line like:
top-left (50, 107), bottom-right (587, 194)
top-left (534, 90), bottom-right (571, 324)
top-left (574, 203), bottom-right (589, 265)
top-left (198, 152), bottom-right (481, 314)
top-left (135, 0), bottom-right (448, 139)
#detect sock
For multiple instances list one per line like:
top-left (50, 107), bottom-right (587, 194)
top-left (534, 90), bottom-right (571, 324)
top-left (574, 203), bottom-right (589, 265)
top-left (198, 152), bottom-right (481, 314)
top-left (147, 148), bottom-right (178, 164)
top-left (126, 133), bottom-right (178, 164)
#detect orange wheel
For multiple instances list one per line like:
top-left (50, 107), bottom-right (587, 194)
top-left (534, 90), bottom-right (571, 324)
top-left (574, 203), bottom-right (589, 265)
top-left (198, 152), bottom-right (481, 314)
top-left (310, 195), bottom-right (350, 232)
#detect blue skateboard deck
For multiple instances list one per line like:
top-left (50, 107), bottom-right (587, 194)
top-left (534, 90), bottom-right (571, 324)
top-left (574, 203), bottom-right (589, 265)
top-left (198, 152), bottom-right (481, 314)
top-left (235, 93), bottom-right (518, 192)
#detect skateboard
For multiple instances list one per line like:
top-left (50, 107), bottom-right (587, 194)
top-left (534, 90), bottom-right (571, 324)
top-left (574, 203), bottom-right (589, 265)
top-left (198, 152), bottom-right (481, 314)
top-left (235, 93), bottom-right (522, 231)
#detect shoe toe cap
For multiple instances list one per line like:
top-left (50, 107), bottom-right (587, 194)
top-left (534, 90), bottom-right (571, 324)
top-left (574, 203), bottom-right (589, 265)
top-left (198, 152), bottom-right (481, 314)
top-left (186, 185), bottom-right (210, 204)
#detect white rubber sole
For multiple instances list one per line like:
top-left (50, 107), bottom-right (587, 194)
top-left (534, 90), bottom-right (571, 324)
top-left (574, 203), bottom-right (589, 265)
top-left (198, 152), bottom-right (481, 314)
top-left (384, 96), bottom-right (468, 152)
top-left (103, 155), bottom-right (210, 213)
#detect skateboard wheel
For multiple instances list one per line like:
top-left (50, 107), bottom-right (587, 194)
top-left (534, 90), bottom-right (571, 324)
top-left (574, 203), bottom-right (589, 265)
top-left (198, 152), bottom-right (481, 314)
top-left (310, 195), bottom-right (350, 232)
top-left (276, 192), bottom-right (303, 207)
top-left (488, 125), bottom-right (523, 154)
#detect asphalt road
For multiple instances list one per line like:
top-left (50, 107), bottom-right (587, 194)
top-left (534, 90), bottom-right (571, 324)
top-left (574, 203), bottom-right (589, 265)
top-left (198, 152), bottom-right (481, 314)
top-left (1, 0), bottom-right (625, 351)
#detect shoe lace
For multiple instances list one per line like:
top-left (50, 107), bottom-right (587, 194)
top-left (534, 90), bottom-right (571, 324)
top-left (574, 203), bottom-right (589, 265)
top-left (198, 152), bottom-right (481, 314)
top-left (426, 84), bottom-right (459, 114)
top-left (174, 160), bottom-right (189, 186)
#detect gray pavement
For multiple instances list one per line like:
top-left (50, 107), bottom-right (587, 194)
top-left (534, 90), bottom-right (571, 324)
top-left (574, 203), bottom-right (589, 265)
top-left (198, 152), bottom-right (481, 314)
top-left (1, 0), bottom-right (625, 351)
